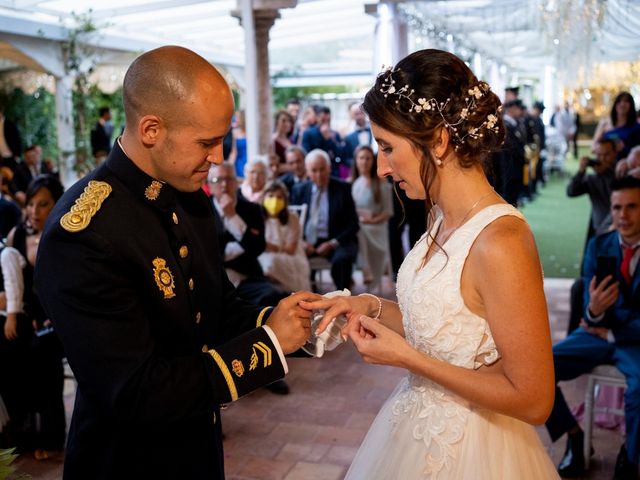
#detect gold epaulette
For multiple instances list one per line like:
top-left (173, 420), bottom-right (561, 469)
top-left (60, 181), bottom-right (112, 233)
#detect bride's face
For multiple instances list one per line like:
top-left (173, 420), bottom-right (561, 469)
top-left (371, 123), bottom-right (426, 199)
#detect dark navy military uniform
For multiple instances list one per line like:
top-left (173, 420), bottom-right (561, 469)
top-left (34, 143), bottom-right (286, 479)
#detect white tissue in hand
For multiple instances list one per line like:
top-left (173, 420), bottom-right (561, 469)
top-left (314, 288), bottom-right (350, 358)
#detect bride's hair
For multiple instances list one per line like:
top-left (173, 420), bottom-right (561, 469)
top-left (362, 49), bottom-right (505, 210)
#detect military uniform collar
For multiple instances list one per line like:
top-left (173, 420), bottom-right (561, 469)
top-left (106, 140), bottom-right (176, 210)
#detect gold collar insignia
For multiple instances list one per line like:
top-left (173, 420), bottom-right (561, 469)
top-left (60, 181), bottom-right (112, 232)
top-left (152, 257), bottom-right (176, 299)
top-left (145, 180), bottom-right (163, 201)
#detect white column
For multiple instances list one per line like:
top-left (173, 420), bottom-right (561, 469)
top-left (240, 0), bottom-right (259, 161)
top-left (372, 1), bottom-right (408, 71)
top-left (54, 74), bottom-right (78, 188)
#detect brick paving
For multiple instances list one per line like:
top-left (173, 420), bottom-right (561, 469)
top-left (13, 276), bottom-right (624, 479)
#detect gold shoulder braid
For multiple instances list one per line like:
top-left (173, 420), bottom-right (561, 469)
top-left (60, 181), bottom-right (112, 232)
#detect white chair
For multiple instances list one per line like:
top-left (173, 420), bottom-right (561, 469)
top-left (584, 365), bottom-right (627, 468)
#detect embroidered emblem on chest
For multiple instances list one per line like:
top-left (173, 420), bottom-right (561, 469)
top-left (152, 257), bottom-right (176, 299)
top-left (60, 181), bottom-right (112, 232)
top-left (231, 359), bottom-right (244, 377)
top-left (145, 180), bottom-right (163, 200)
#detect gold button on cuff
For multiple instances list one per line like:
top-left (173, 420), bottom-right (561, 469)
top-left (201, 344), bottom-right (208, 352)
top-left (179, 245), bottom-right (189, 258)
top-left (172, 212), bottom-right (179, 224)
top-left (196, 311), bottom-right (202, 324)
top-left (189, 278), bottom-right (194, 290)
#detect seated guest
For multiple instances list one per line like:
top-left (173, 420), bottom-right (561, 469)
top-left (240, 158), bottom-right (269, 203)
top-left (291, 149), bottom-right (359, 291)
top-left (343, 103), bottom-right (375, 171)
top-left (209, 162), bottom-right (289, 307)
top-left (617, 145), bottom-right (640, 179)
top-left (258, 181), bottom-right (311, 292)
top-left (208, 163), bottom-right (291, 396)
top-left (279, 145), bottom-right (307, 193)
top-left (545, 176), bottom-right (640, 478)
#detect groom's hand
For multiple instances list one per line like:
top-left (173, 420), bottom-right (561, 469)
top-left (267, 291), bottom-right (321, 354)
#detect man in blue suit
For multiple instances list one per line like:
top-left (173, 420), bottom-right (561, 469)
top-left (546, 176), bottom-right (640, 479)
top-left (290, 149), bottom-right (358, 291)
top-left (343, 103), bottom-right (375, 171)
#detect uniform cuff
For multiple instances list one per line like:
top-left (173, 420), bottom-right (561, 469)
top-left (206, 327), bottom-right (285, 403)
top-left (262, 325), bottom-right (288, 375)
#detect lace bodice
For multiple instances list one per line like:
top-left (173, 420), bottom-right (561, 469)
top-left (392, 203), bottom-right (525, 478)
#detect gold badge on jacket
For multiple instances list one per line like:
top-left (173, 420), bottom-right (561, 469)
top-left (60, 181), bottom-right (112, 232)
top-left (231, 359), bottom-right (244, 378)
top-left (152, 257), bottom-right (176, 299)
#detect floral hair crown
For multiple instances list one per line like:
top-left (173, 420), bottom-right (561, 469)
top-left (379, 66), bottom-right (502, 150)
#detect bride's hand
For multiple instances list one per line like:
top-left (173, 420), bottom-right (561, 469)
top-left (299, 295), bottom-right (372, 334)
top-left (346, 315), bottom-right (408, 368)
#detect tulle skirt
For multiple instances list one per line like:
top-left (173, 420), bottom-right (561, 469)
top-left (345, 380), bottom-right (560, 480)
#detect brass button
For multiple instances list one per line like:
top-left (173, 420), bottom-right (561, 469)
top-left (172, 212), bottom-right (178, 224)
top-left (179, 245), bottom-right (189, 258)
top-left (196, 311), bottom-right (202, 324)
top-left (188, 278), bottom-right (194, 290)
top-left (201, 343), bottom-right (208, 352)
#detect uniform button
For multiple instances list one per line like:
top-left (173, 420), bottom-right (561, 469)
top-left (179, 245), bottom-right (189, 258)
top-left (172, 212), bottom-right (179, 224)
top-left (201, 344), bottom-right (208, 352)
top-left (196, 311), bottom-right (202, 324)
top-left (188, 278), bottom-right (194, 290)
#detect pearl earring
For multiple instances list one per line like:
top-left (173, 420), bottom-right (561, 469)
top-left (434, 155), bottom-right (443, 166)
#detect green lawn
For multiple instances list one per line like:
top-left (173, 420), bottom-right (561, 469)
top-left (520, 150), bottom-right (591, 279)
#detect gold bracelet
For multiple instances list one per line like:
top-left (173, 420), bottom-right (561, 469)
top-left (359, 293), bottom-right (382, 320)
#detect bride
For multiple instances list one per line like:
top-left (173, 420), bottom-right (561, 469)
top-left (302, 49), bottom-right (559, 479)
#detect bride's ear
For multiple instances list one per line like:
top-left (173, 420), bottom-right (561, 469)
top-left (433, 127), bottom-right (451, 159)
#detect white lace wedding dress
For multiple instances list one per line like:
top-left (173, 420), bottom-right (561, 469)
top-left (345, 204), bottom-right (559, 479)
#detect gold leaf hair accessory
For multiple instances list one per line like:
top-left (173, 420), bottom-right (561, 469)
top-left (379, 66), bottom-right (502, 150)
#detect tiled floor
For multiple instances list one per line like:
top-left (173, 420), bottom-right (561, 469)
top-left (13, 276), bottom-right (625, 479)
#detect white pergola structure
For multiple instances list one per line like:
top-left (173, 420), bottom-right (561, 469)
top-left (0, 0), bottom-right (638, 185)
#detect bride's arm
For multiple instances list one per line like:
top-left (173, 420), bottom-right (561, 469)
top-left (347, 216), bottom-right (554, 425)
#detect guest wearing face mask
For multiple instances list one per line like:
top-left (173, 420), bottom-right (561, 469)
top-left (258, 182), bottom-right (311, 293)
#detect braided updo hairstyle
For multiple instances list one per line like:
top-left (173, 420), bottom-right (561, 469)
top-left (362, 49), bottom-right (505, 207)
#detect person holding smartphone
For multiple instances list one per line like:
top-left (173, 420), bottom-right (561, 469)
top-left (567, 138), bottom-right (618, 242)
top-left (546, 176), bottom-right (640, 478)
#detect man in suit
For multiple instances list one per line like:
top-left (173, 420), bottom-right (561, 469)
top-left (343, 103), bottom-right (376, 170)
top-left (90, 107), bottom-right (114, 161)
top-left (291, 149), bottom-right (359, 291)
top-left (301, 107), bottom-right (346, 177)
top-left (0, 107), bottom-right (22, 172)
top-left (278, 145), bottom-right (307, 193)
top-left (492, 99), bottom-right (526, 206)
top-left (34, 46), bottom-right (314, 480)
top-left (10, 145), bottom-right (54, 205)
top-left (546, 176), bottom-right (640, 479)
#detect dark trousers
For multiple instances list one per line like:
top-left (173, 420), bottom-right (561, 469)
top-left (312, 238), bottom-right (357, 291)
top-left (545, 328), bottom-right (640, 464)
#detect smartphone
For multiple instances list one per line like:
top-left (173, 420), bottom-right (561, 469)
top-left (587, 158), bottom-right (600, 167)
top-left (595, 255), bottom-right (617, 286)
